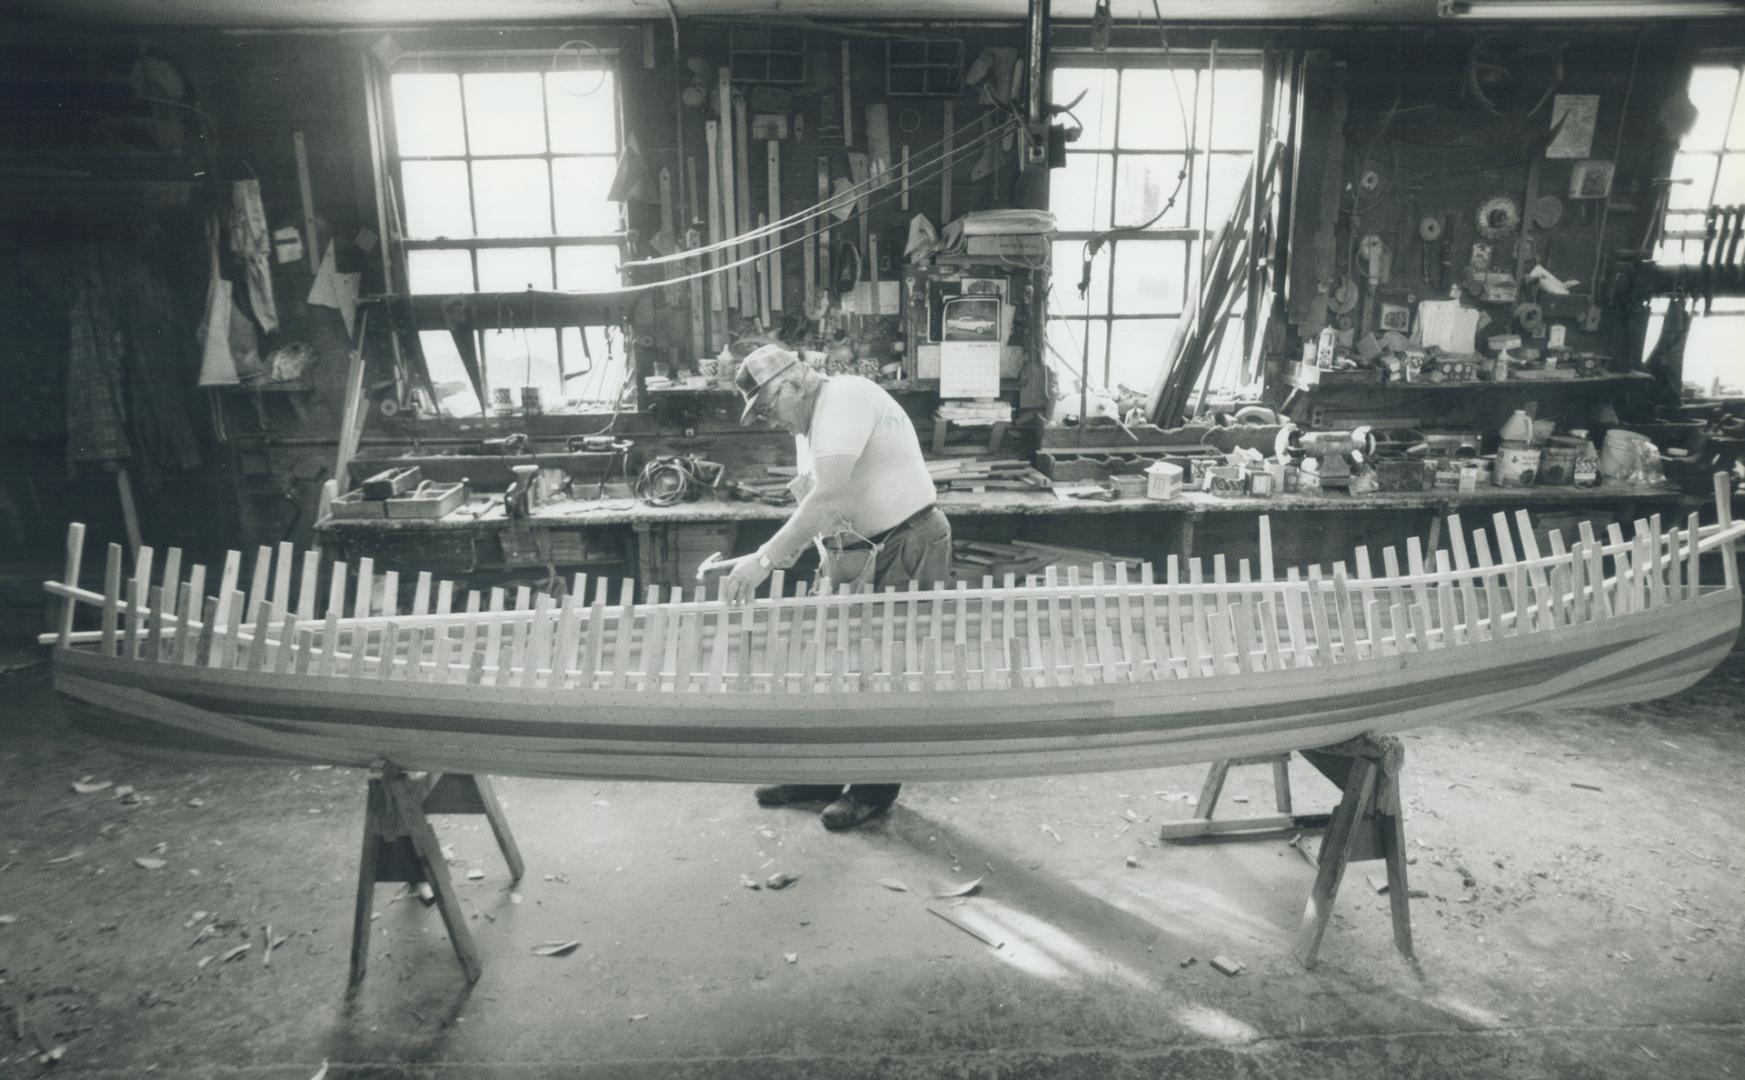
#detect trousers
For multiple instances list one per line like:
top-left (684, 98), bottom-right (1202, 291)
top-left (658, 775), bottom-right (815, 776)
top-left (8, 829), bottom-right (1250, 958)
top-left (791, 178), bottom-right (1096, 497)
top-left (823, 507), bottom-right (952, 809)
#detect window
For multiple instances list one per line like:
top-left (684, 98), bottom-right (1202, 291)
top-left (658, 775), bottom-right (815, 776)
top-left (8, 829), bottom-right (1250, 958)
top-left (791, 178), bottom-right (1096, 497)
top-left (388, 60), bottom-right (629, 416)
top-left (1046, 55), bottom-right (1264, 401)
top-left (1647, 57), bottom-right (1745, 396)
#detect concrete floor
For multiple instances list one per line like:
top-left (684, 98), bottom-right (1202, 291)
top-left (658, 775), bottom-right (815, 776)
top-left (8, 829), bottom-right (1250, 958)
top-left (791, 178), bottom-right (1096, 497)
top-left (2, 630), bottom-right (1743, 1079)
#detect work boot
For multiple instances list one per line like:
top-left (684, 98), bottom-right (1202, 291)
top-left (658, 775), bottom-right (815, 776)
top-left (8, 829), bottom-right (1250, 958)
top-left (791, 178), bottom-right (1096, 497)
top-left (820, 788), bottom-right (894, 831)
top-left (755, 783), bottom-right (844, 807)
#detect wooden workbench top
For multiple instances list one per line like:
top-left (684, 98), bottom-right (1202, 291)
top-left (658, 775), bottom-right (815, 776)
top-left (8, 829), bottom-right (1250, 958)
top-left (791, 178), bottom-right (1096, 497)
top-left (316, 482), bottom-right (1698, 533)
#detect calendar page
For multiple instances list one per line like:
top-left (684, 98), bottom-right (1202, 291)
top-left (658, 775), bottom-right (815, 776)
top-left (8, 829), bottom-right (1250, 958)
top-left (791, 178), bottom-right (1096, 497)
top-left (939, 296), bottom-right (1002, 399)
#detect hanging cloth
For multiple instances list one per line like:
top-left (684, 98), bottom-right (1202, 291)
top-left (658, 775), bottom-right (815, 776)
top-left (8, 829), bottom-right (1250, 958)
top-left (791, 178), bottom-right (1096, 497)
top-left (228, 179), bottom-right (279, 333)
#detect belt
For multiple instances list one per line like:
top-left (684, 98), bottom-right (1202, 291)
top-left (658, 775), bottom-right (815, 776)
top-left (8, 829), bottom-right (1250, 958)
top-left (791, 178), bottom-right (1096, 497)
top-left (833, 505), bottom-right (938, 551)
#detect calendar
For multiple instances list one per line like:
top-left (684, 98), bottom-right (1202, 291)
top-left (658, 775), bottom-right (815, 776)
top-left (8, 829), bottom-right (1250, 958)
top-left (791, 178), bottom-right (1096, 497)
top-left (938, 296), bottom-right (1002, 399)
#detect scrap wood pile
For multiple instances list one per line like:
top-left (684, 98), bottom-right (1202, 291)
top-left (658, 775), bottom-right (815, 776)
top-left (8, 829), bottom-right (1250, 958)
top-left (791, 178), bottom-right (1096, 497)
top-left (928, 457), bottom-right (1051, 494)
top-left (953, 539), bottom-right (1145, 582)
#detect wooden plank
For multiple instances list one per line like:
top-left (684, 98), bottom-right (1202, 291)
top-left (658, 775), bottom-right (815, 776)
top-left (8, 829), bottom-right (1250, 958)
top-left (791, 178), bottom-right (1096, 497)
top-left (1002, 571), bottom-right (1018, 643)
top-left (57, 523), bottom-right (88, 648)
top-left (1577, 521), bottom-right (1612, 619)
top-left (1434, 551), bottom-right (1461, 646)
top-left (1182, 600), bottom-right (1208, 677)
top-left (1665, 525), bottom-right (1683, 602)
top-left (1606, 523), bottom-right (1634, 615)
top-left (1641, 517), bottom-right (1668, 608)
top-left (1715, 471), bottom-right (1738, 593)
top-left (271, 541), bottom-right (295, 619)
top-left (144, 585), bottom-right (166, 662)
top-left (246, 545), bottom-right (272, 626)
top-left (1513, 509), bottom-right (1554, 629)
top-left (640, 585), bottom-right (666, 691)
top-left (1331, 565), bottom-right (1359, 661)
top-left (1208, 609), bottom-right (1239, 675)
top-left (1380, 545), bottom-right (1407, 620)
top-left (706, 599), bottom-right (730, 693)
top-left (1411, 600), bottom-right (1436, 650)
top-left (585, 591), bottom-right (609, 689)
top-left (380, 570), bottom-right (400, 618)
top-left (1211, 554), bottom-right (1229, 625)
top-left (1506, 561), bottom-right (1530, 635)
top-left (1024, 582), bottom-right (1048, 687)
top-left (411, 571), bottom-right (433, 617)
top-left (1546, 530), bottom-right (1574, 625)
top-left (1404, 539), bottom-right (1432, 633)
top-left (195, 596), bottom-right (219, 666)
top-left (319, 607), bottom-right (342, 677)
top-left (1150, 560), bottom-right (1170, 677)
top-left (1685, 512), bottom-right (1702, 602)
top-left (553, 593), bottom-right (583, 689)
top-left (507, 597), bottom-right (531, 687)
top-left (610, 579), bottom-right (637, 690)
top-left (275, 608), bottom-right (299, 675)
top-left (1282, 568), bottom-right (1309, 668)
top-left (1350, 547), bottom-right (1376, 658)
top-left (1305, 567), bottom-right (1335, 664)
top-left (1189, 557), bottom-right (1207, 644)
top-left (1256, 598), bottom-right (1284, 671)
top-left (294, 627), bottom-right (317, 676)
top-left (179, 564), bottom-right (207, 665)
top-left (1257, 515), bottom-right (1275, 582)
top-left (248, 600), bottom-right (276, 672)
top-left (354, 557), bottom-right (374, 620)
top-left (1226, 599), bottom-right (1253, 674)
top-left (1093, 565), bottom-right (1119, 680)
top-left (675, 608), bottom-right (699, 694)
top-left (127, 545), bottom-right (153, 660)
top-left (158, 547), bottom-right (183, 657)
top-left (525, 594), bottom-right (555, 687)
top-left (297, 550), bottom-right (320, 623)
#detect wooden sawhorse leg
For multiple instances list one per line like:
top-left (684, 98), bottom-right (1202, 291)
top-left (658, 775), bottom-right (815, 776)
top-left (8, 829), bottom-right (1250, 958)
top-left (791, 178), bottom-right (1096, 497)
top-left (1160, 734), bottom-right (1413, 970)
top-left (1293, 734), bottom-right (1413, 969)
top-left (348, 763), bottom-right (525, 989)
top-left (1157, 752), bottom-right (1327, 840)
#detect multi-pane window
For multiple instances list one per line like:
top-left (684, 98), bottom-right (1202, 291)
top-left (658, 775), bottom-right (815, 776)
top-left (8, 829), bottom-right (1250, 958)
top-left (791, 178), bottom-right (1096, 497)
top-left (388, 62), bottom-right (628, 416)
top-left (1648, 58), bottom-right (1745, 396)
top-left (1046, 56), bottom-right (1263, 399)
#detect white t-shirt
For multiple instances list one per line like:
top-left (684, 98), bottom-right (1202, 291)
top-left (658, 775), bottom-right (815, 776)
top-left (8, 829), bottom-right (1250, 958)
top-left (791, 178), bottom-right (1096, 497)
top-left (794, 375), bottom-right (935, 536)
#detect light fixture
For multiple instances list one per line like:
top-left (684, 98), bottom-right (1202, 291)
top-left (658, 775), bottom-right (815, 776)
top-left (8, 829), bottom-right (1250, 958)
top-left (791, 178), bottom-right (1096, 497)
top-left (1440, 0), bottom-right (1744, 17)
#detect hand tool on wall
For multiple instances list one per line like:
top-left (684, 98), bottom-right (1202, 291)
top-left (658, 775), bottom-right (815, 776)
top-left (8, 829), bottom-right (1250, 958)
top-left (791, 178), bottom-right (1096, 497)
top-left (704, 122), bottom-right (726, 317)
top-left (817, 157), bottom-right (831, 307)
top-left (767, 140), bottom-right (783, 312)
top-left (758, 211), bottom-right (773, 325)
top-left (656, 167), bottom-right (679, 303)
top-left (942, 101), bottom-right (954, 224)
top-left (717, 69), bottom-right (738, 307)
top-left (900, 144), bottom-right (911, 211)
top-left (841, 42), bottom-right (853, 146)
top-left (735, 95), bottom-right (756, 314)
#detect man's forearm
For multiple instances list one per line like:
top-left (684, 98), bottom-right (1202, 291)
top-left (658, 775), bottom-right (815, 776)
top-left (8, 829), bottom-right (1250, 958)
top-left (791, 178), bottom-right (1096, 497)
top-left (757, 489), bottom-right (848, 567)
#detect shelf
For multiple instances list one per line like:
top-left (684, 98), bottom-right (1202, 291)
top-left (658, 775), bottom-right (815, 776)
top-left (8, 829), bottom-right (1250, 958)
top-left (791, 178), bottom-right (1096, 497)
top-left (1287, 367), bottom-right (1651, 393)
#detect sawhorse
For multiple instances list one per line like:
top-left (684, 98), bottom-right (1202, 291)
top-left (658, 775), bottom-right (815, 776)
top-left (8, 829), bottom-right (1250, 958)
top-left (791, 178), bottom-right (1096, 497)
top-left (349, 762), bottom-right (525, 989)
top-left (1159, 734), bottom-right (1413, 970)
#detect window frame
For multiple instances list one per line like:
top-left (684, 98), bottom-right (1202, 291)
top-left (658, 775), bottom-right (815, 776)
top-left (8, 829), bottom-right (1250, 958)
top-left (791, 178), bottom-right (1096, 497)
top-left (1646, 52), bottom-right (1745, 398)
top-left (380, 48), bottom-right (631, 415)
top-left (1047, 48), bottom-right (1267, 397)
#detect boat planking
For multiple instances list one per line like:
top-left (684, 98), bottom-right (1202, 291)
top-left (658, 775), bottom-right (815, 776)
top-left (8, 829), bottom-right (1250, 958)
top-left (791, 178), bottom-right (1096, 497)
top-left (40, 475), bottom-right (1742, 783)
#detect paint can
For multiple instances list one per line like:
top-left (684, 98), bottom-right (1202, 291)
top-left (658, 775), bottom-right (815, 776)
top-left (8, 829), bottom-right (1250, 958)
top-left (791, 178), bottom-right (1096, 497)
top-left (1494, 446), bottom-right (1540, 487)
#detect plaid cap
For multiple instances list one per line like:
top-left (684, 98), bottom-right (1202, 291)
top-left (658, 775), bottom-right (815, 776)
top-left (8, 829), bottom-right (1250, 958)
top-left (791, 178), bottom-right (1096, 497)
top-left (735, 344), bottom-right (802, 425)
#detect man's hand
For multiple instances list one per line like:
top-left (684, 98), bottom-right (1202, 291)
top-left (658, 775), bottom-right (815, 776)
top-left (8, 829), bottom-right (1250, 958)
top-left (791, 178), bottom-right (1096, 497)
top-left (720, 553), bottom-right (772, 605)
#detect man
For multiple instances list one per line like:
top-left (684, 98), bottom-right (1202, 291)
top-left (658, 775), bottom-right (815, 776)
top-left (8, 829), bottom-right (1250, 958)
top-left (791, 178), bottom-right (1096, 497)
top-left (722, 342), bottom-right (952, 830)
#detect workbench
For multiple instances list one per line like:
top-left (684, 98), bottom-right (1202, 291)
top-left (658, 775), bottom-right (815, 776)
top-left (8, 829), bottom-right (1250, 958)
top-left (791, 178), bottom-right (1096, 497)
top-left (315, 482), bottom-right (1703, 590)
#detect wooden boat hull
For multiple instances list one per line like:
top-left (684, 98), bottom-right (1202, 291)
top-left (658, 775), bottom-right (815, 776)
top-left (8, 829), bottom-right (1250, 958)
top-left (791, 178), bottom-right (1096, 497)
top-left (52, 586), bottom-right (1740, 784)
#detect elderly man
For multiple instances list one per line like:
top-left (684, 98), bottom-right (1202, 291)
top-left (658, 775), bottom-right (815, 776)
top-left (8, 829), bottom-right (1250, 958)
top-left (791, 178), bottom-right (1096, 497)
top-left (722, 343), bottom-right (952, 830)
